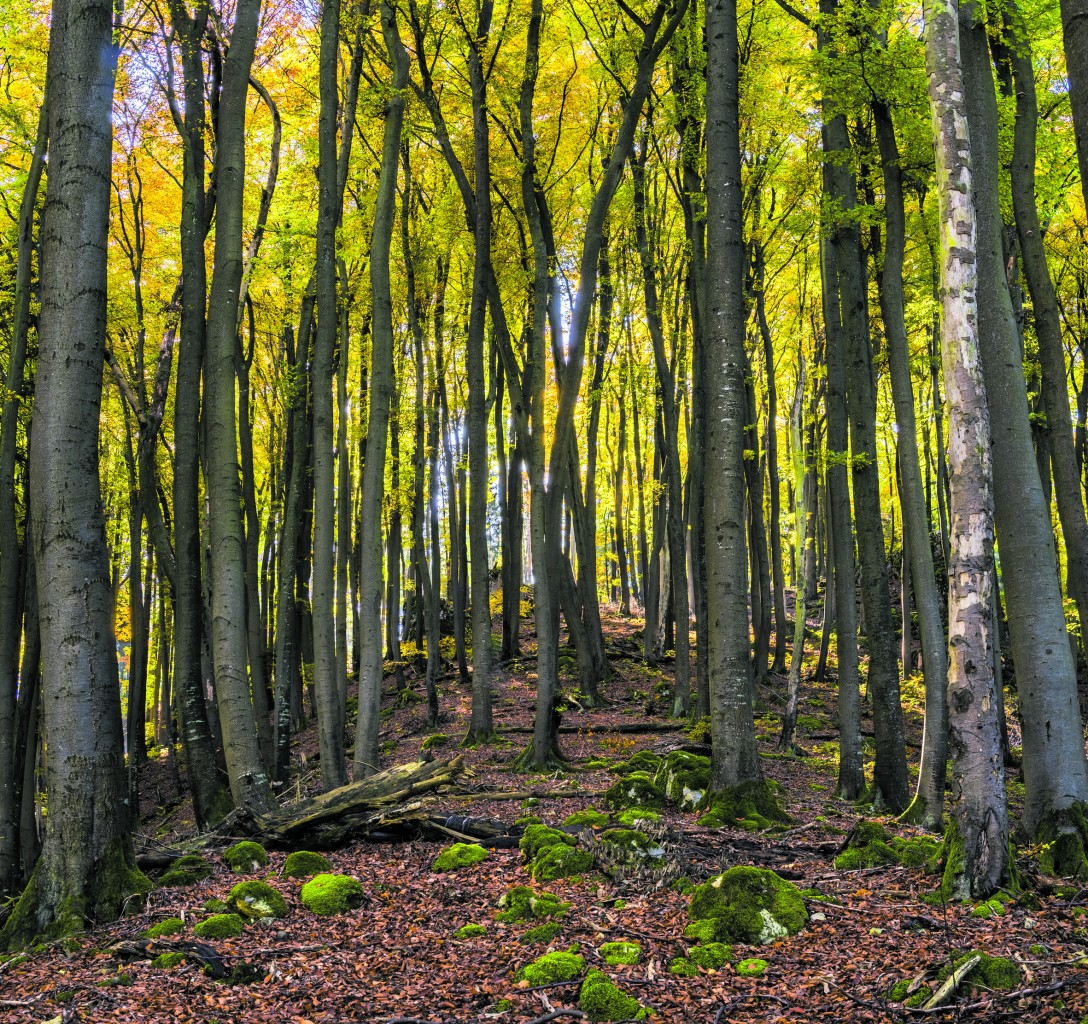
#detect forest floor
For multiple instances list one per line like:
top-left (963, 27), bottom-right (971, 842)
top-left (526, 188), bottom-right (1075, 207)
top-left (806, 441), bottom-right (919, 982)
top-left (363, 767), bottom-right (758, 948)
top-left (2, 611), bottom-right (1087, 1023)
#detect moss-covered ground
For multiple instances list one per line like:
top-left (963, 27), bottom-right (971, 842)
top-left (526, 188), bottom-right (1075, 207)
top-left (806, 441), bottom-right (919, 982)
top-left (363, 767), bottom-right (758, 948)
top-left (4, 611), bottom-right (1087, 1022)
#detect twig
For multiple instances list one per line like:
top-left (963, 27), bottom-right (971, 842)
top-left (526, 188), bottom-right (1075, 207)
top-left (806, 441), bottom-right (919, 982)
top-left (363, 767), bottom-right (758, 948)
top-left (904, 980), bottom-right (1066, 1015)
top-left (523, 1010), bottom-right (587, 1024)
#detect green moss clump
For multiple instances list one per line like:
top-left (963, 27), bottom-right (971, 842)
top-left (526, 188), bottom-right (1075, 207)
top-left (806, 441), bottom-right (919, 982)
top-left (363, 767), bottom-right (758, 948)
top-left (531, 843), bottom-right (595, 881)
top-left (229, 880), bottom-right (289, 920)
top-left (422, 732), bottom-right (450, 750)
top-left (905, 990), bottom-right (929, 1008)
top-left (299, 873), bottom-right (364, 916)
top-left (520, 824), bottom-right (576, 860)
top-left (695, 780), bottom-right (787, 830)
top-left (685, 717), bottom-right (712, 745)
top-left (497, 886), bottom-right (571, 923)
top-left (614, 751), bottom-right (663, 776)
top-left (282, 851), bottom-right (332, 879)
top-left (563, 809), bottom-right (612, 829)
top-left (604, 772), bottom-right (665, 811)
top-left (834, 822), bottom-right (941, 872)
top-left (153, 952), bottom-right (186, 968)
top-left (971, 898), bottom-right (1006, 918)
top-left (1034, 803), bottom-right (1088, 877)
top-left (687, 943), bottom-right (731, 969)
top-left (522, 921), bottom-right (565, 943)
top-left (519, 950), bottom-right (585, 985)
top-left (193, 913), bottom-right (244, 939)
top-left (669, 956), bottom-right (699, 976)
top-left (939, 951), bottom-right (1020, 991)
top-left (597, 828), bottom-right (665, 868)
top-left (204, 899), bottom-right (229, 914)
top-left (516, 815), bottom-right (544, 827)
top-left (433, 842), bottom-right (490, 872)
top-left (159, 855), bottom-right (213, 887)
top-left (893, 835), bottom-right (942, 870)
top-left (455, 923), bottom-right (487, 938)
top-left (578, 969), bottom-right (648, 1021)
top-left (143, 917), bottom-right (185, 939)
top-left (684, 919), bottom-right (717, 943)
top-left (223, 841), bottom-right (269, 874)
top-left (598, 941), bottom-right (641, 965)
top-left (581, 759), bottom-right (612, 770)
top-left (654, 751), bottom-right (711, 810)
top-left (616, 808), bottom-right (660, 827)
top-left (688, 866), bottom-right (808, 944)
top-left (736, 957), bottom-right (768, 977)
top-left (888, 978), bottom-right (911, 1002)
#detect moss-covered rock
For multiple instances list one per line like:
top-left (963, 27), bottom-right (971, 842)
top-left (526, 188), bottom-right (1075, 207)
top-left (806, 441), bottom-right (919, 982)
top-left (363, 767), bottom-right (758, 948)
top-left (696, 780), bottom-right (787, 830)
top-left (203, 898), bottom-right (229, 914)
top-left (603, 772), bottom-right (665, 811)
top-left (422, 732), bottom-right (450, 751)
top-left (971, 898), bottom-right (1006, 918)
top-left (194, 913), bottom-right (244, 939)
top-left (598, 941), bottom-right (641, 965)
top-left (282, 851), bottom-right (332, 879)
top-left (563, 809), bottom-right (612, 829)
top-left (1034, 803), bottom-right (1088, 877)
top-left (433, 842), bottom-right (490, 872)
top-left (596, 828), bottom-right (666, 868)
top-left (736, 957), bottom-right (767, 977)
top-left (938, 951), bottom-right (1020, 991)
top-left (519, 950), bottom-right (585, 985)
top-left (687, 942), bottom-right (731, 969)
top-left (688, 866), bottom-right (807, 944)
top-left (654, 751), bottom-right (711, 811)
top-left (223, 841), bottom-right (269, 874)
top-left (497, 886), bottom-right (571, 923)
top-left (531, 843), bottom-right (595, 881)
top-left (613, 751), bottom-right (663, 776)
top-left (455, 923), bottom-right (487, 939)
top-left (229, 880), bottom-right (289, 920)
top-left (143, 917), bottom-right (184, 939)
top-left (152, 951), bottom-right (186, 969)
top-left (834, 821), bottom-right (941, 872)
top-left (299, 874), bottom-right (364, 916)
top-left (515, 815), bottom-right (544, 827)
top-left (669, 956), bottom-right (699, 976)
top-left (521, 921), bottom-right (565, 944)
top-left (615, 808), bottom-right (661, 827)
top-left (578, 969), bottom-right (648, 1020)
top-left (159, 855), bottom-right (213, 888)
top-left (520, 824), bottom-right (576, 861)
top-left (683, 919), bottom-right (717, 943)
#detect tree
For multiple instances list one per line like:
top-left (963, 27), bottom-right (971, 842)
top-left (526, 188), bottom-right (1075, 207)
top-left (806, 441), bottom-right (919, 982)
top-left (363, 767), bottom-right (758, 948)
top-left (1, 0), bottom-right (149, 947)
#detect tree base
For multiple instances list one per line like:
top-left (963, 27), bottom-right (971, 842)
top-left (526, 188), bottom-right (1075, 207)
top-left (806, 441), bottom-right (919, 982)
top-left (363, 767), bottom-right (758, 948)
top-left (698, 779), bottom-right (789, 829)
top-left (512, 743), bottom-right (567, 773)
top-left (1032, 803), bottom-right (1088, 878)
top-left (899, 793), bottom-right (942, 832)
top-left (460, 729), bottom-right (501, 749)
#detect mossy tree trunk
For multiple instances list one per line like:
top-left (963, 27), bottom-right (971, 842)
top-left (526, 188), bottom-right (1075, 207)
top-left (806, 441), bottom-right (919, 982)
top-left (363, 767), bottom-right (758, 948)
top-left (2, 0), bottom-right (149, 948)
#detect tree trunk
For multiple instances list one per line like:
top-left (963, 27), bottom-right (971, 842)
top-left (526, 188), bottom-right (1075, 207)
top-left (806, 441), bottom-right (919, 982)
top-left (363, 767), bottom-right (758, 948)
top-left (1059, 0), bottom-right (1088, 213)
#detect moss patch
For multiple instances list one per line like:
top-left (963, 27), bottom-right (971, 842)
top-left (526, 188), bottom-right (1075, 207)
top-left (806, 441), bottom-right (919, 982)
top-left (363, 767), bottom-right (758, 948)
top-left (695, 779), bottom-right (787, 830)
top-left (143, 917), bottom-right (184, 939)
top-left (597, 828), bottom-right (666, 869)
top-left (669, 957), bottom-right (699, 976)
top-left (615, 807), bottom-right (660, 826)
top-left (422, 733), bottom-right (450, 751)
top-left (520, 825), bottom-right (576, 860)
top-left (736, 957), bottom-right (768, 977)
top-left (497, 886), bottom-right (571, 923)
top-left (688, 866), bottom-right (807, 944)
top-left (159, 855), bottom-right (213, 888)
top-left (563, 809), bottom-right (612, 829)
top-left (687, 942), bottom-right (731, 969)
top-left (519, 950), bottom-right (585, 985)
top-left (578, 969), bottom-right (648, 1020)
top-left (152, 951), bottom-right (187, 968)
top-left (939, 951), bottom-right (1020, 991)
top-left (455, 923), bottom-right (487, 939)
top-left (683, 919), bottom-right (717, 943)
top-left (604, 772), bottom-right (665, 811)
top-left (433, 843), bottom-right (490, 872)
top-left (229, 880), bottom-right (289, 920)
top-left (223, 841), bottom-right (269, 874)
top-left (300, 874), bottom-right (364, 916)
top-left (598, 941), bottom-right (641, 965)
top-left (1034, 803), bottom-right (1088, 877)
top-left (193, 913), bottom-right (244, 939)
top-left (654, 751), bottom-right (711, 810)
top-left (834, 821), bottom-right (941, 872)
top-left (522, 921), bottom-right (565, 943)
top-left (531, 843), bottom-right (595, 881)
top-left (613, 751), bottom-right (663, 776)
top-left (283, 851), bottom-right (331, 879)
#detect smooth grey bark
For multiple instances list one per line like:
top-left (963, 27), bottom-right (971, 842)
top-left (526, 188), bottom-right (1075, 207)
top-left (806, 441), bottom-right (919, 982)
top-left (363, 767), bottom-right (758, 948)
top-left (1060, 0), bottom-right (1088, 211)
top-left (353, 0), bottom-right (409, 777)
top-left (1, 0), bottom-right (145, 945)
top-left (924, 0), bottom-right (1008, 896)
top-left (312, 0), bottom-right (347, 791)
top-left (960, 0), bottom-right (1088, 840)
top-left (704, 0), bottom-right (761, 791)
top-left (0, 103), bottom-right (45, 897)
top-left (871, 102), bottom-right (948, 829)
top-left (203, 0), bottom-right (274, 813)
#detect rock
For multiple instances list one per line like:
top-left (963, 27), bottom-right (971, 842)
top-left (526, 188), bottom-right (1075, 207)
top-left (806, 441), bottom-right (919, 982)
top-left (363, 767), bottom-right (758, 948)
top-left (688, 866), bottom-right (807, 944)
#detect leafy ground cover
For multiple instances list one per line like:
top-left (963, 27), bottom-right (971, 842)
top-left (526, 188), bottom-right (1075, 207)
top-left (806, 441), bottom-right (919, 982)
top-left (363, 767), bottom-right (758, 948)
top-left (2, 614), bottom-right (1086, 1022)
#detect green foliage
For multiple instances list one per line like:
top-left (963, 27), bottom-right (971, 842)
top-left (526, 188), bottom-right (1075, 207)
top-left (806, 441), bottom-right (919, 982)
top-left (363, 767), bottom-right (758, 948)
top-left (496, 886), bottom-right (570, 923)
top-left (229, 880), bottom-right (289, 920)
top-left (521, 921), bottom-right (565, 943)
top-left (223, 841), bottom-right (269, 874)
top-left (578, 969), bottom-right (648, 1021)
top-left (615, 807), bottom-right (660, 826)
top-left (433, 842), bottom-right (490, 872)
top-left (299, 874), bottom-right (364, 916)
top-left (520, 825), bottom-right (576, 860)
top-left (143, 917), bottom-right (184, 939)
top-left (518, 950), bottom-right (585, 985)
top-left (563, 809), bottom-right (612, 828)
top-left (193, 914), bottom-right (244, 939)
top-left (530, 843), bottom-right (595, 881)
top-left (152, 952), bottom-right (186, 968)
top-left (454, 923), bottom-right (487, 939)
top-left (598, 941), bottom-right (641, 965)
top-left (688, 867), bottom-right (808, 944)
top-left (282, 851), bottom-right (332, 879)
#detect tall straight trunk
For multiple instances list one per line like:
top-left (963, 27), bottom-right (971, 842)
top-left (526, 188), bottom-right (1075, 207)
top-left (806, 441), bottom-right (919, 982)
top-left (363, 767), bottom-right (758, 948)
top-left (387, 367), bottom-right (403, 670)
top-left (203, 0), bottom-right (274, 814)
top-left (780, 367), bottom-right (808, 751)
top-left (0, 105), bottom-right (45, 896)
top-left (14, 559), bottom-right (40, 881)
top-left (615, 392), bottom-right (632, 615)
top-left (1060, 0), bottom-right (1088, 212)
top-left (166, 0), bottom-right (229, 830)
top-left (312, 0), bottom-right (346, 791)
top-left (744, 362), bottom-right (773, 680)
top-left (961, 0), bottom-right (1088, 857)
top-left (353, 0), bottom-right (409, 777)
top-left (872, 102), bottom-right (948, 828)
top-left (822, 63), bottom-right (909, 809)
top-left (123, 420), bottom-right (149, 813)
top-left (1, 0), bottom-right (147, 945)
top-left (994, 8), bottom-right (1088, 644)
top-left (924, 0), bottom-right (1008, 895)
top-left (438, 373), bottom-right (469, 682)
top-left (426, 382), bottom-right (443, 727)
top-left (704, 0), bottom-right (761, 792)
top-left (464, 0), bottom-right (495, 741)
